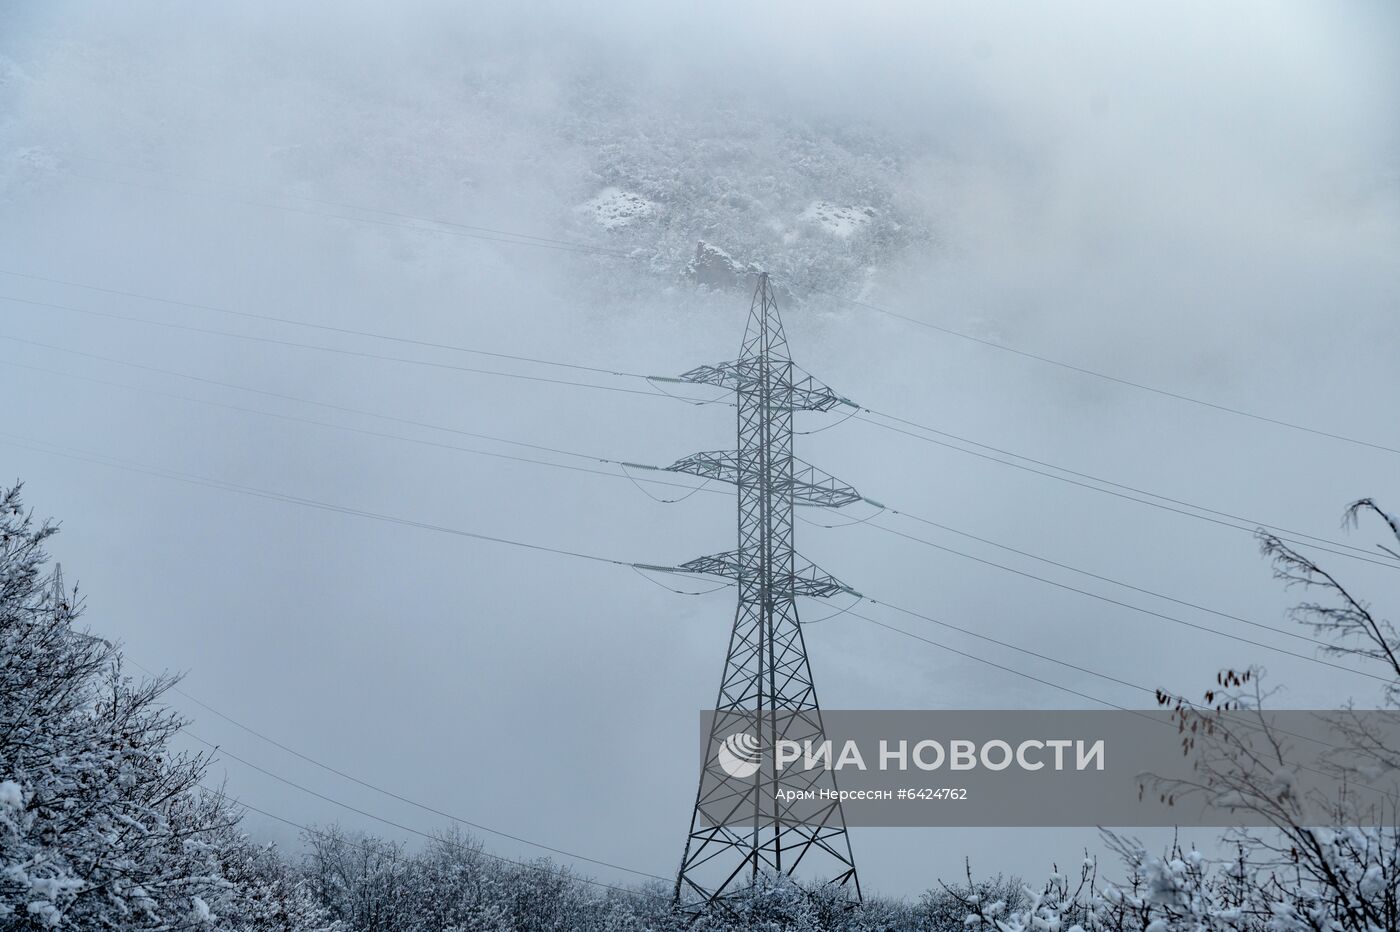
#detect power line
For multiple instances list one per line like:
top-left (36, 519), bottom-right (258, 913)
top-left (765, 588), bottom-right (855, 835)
top-left (18, 406), bottom-right (1382, 692)
top-left (799, 504), bottom-right (1338, 652)
top-left (0, 292), bottom-right (724, 405)
top-left (0, 378), bottom-right (684, 888)
top-left (801, 284), bottom-right (1400, 458)
top-left (4, 268), bottom-right (1382, 567)
top-left (848, 610), bottom-right (1139, 710)
top-left (1, 435), bottom-right (681, 892)
top-left (8, 278), bottom-right (1375, 569)
top-left (854, 409), bottom-right (1395, 569)
top-left (11, 345), bottom-right (1383, 682)
top-left (12, 341), bottom-right (1391, 690)
top-left (866, 505), bottom-right (1336, 650)
top-left (178, 608), bottom-right (1352, 893)
top-left (9, 291), bottom-right (1389, 683)
top-left (0, 355), bottom-right (724, 498)
top-left (0, 432), bottom-right (648, 572)
top-left (0, 334), bottom-right (660, 464)
top-left (859, 599), bottom-right (1146, 695)
top-left (859, 406), bottom-right (1386, 561)
top-left (805, 505), bottom-right (1390, 685)
top-left (16, 424), bottom-right (1382, 762)
top-left (180, 728), bottom-right (666, 882)
top-left (197, 783), bottom-right (663, 901)
top-left (0, 267), bottom-right (638, 378)
top-left (41, 157), bottom-right (1394, 457)
top-left (865, 568), bottom-right (1392, 686)
top-left (846, 606), bottom-right (1377, 771)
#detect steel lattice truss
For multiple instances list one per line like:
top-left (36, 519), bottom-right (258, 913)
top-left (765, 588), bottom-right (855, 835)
top-left (673, 552), bottom-right (856, 600)
top-left (665, 452), bottom-right (863, 509)
top-left (676, 362), bottom-right (853, 413)
top-left (669, 274), bottom-right (863, 910)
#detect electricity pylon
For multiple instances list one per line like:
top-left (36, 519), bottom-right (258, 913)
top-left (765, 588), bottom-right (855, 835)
top-left (664, 273), bottom-right (862, 909)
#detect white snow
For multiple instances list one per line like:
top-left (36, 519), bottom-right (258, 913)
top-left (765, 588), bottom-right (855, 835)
top-left (26, 900), bottom-right (62, 928)
top-left (1268, 765), bottom-right (1296, 796)
top-left (577, 187), bottom-right (654, 229)
top-left (1360, 865), bottom-right (1385, 896)
top-left (800, 200), bottom-right (874, 237)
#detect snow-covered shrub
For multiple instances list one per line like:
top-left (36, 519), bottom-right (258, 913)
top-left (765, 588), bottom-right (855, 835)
top-left (968, 499), bottom-right (1400, 932)
top-left (0, 484), bottom-right (329, 931)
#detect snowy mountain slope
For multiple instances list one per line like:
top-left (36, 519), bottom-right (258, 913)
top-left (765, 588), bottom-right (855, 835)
top-left (555, 85), bottom-right (933, 300)
top-left (0, 43), bottom-right (934, 306)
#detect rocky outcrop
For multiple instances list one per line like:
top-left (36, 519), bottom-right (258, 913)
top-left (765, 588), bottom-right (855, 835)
top-left (684, 240), bottom-right (797, 302)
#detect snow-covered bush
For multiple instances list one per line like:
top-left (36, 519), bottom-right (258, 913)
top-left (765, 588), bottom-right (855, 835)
top-left (964, 499), bottom-right (1400, 932)
top-left (0, 484), bottom-right (333, 931)
top-left (214, 837), bottom-right (340, 932)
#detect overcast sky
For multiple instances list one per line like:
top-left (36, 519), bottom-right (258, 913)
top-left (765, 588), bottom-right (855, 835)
top-left (2, 1), bottom-right (1398, 897)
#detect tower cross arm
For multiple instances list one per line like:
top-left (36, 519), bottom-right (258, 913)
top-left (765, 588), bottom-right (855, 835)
top-left (673, 361), bottom-right (855, 412)
top-left (667, 551), bottom-right (859, 599)
top-left (665, 453), bottom-right (863, 508)
top-left (664, 450), bottom-right (740, 486)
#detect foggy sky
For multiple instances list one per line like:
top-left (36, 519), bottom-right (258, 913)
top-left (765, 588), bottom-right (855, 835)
top-left (1, 1), bottom-right (1397, 897)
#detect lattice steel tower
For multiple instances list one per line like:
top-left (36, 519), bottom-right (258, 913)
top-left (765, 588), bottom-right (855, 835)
top-left (664, 273), bottom-right (863, 908)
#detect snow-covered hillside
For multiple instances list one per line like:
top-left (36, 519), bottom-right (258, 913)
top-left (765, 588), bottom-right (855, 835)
top-left (576, 187), bottom-right (655, 230)
top-left (557, 88), bottom-right (931, 299)
top-left (0, 43), bottom-right (933, 306)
